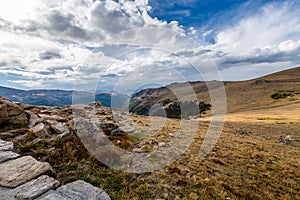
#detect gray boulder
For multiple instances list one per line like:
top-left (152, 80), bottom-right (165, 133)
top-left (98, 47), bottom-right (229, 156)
top-left (38, 180), bottom-right (111, 200)
top-left (0, 156), bottom-right (54, 188)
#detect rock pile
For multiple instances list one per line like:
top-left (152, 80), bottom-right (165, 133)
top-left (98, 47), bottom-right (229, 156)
top-left (0, 96), bottom-right (111, 200)
top-left (0, 138), bottom-right (111, 200)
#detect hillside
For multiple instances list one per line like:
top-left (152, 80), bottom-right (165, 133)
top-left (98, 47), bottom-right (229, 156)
top-left (130, 66), bottom-right (300, 122)
top-left (0, 95), bottom-right (299, 199)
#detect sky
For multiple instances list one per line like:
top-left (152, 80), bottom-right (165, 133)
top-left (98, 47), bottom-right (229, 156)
top-left (0, 0), bottom-right (299, 91)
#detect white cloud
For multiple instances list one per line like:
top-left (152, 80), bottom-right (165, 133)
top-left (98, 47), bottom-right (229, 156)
top-left (0, 0), bottom-right (299, 90)
top-left (0, 0), bottom-right (198, 89)
top-left (213, 1), bottom-right (300, 55)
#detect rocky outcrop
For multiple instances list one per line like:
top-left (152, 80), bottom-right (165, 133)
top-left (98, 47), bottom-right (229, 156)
top-left (0, 136), bottom-right (111, 200)
top-left (0, 97), bottom-right (111, 199)
top-left (0, 97), bottom-right (28, 127)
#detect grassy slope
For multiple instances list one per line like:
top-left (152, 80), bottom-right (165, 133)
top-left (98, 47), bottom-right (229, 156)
top-left (131, 66), bottom-right (300, 121)
top-left (10, 116), bottom-right (300, 199)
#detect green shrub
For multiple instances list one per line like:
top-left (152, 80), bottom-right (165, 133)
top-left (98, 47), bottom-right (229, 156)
top-left (271, 92), bottom-right (294, 100)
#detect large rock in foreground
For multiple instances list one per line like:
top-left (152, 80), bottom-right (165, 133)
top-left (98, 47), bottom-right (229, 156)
top-left (15, 175), bottom-right (60, 200)
top-left (0, 175), bottom-right (60, 200)
top-left (0, 156), bottom-right (54, 188)
top-left (37, 180), bottom-right (111, 200)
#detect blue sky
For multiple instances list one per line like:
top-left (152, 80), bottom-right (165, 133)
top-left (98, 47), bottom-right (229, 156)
top-left (149, 0), bottom-right (250, 27)
top-left (0, 0), bottom-right (299, 91)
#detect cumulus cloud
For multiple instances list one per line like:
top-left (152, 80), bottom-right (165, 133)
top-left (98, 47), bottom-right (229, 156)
top-left (0, 0), bottom-right (299, 89)
top-left (220, 40), bottom-right (300, 66)
top-left (191, 1), bottom-right (300, 78)
top-left (213, 2), bottom-right (300, 53)
top-left (0, 0), bottom-right (194, 89)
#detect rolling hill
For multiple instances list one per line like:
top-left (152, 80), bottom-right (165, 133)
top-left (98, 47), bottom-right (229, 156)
top-left (130, 66), bottom-right (300, 122)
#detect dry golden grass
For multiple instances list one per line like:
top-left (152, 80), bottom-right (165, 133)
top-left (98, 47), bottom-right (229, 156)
top-left (8, 114), bottom-right (300, 199)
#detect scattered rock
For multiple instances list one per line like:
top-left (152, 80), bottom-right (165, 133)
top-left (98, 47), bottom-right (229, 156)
top-left (10, 113), bottom-right (28, 126)
top-left (279, 135), bottom-right (294, 145)
top-left (0, 132), bottom-right (15, 140)
top-left (32, 138), bottom-right (43, 145)
top-left (14, 134), bottom-right (28, 142)
top-left (270, 160), bottom-right (278, 164)
top-left (158, 142), bottom-right (167, 147)
top-left (0, 128), bottom-right (29, 140)
top-left (0, 104), bottom-right (9, 124)
top-left (0, 151), bottom-right (20, 164)
top-left (0, 156), bottom-right (54, 188)
top-left (46, 120), bottom-right (70, 136)
top-left (38, 180), bottom-right (111, 200)
top-left (31, 123), bottom-right (50, 138)
top-left (0, 139), bottom-right (14, 151)
top-left (132, 148), bottom-right (143, 153)
top-left (118, 124), bottom-right (136, 134)
top-left (38, 114), bottom-right (64, 122)
top-left (5, 103), bottom-right (24, 116)
top-left (169, 133), bottom-right (175, 137)
top-left (148, 139), bottom-right (158, 146)
top-left (19, 103), bottom-right (34, 110)
top-left (26, 110), bottom-right (40, 128)
top-left (237, 127), bottom-right (252, 135)
top-left (98, 121), bottom-right (119, 135)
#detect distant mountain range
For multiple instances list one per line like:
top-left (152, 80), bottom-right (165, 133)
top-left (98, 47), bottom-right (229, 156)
top-left (0, 86), bottom-right (130, 108)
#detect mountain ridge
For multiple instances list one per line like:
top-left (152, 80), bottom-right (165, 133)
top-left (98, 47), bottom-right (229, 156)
top-left (129, 66), bottom-right (300, 121)
top-left (0, 86), bottom-right (129, 108)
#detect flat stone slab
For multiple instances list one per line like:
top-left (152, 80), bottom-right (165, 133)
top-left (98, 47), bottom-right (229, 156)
top-left (0, 156), bottom-right (54, 188)
top-left (0, 151), bottom-right (20, 164)
top-left (15, 175), bottom-right (60, 200)
top-left (37, 180), bottom-right (111, 200)
top-left (0, 175), bottom-right (59, 200)
top-left (0, 139), bottom-right (13, 151)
